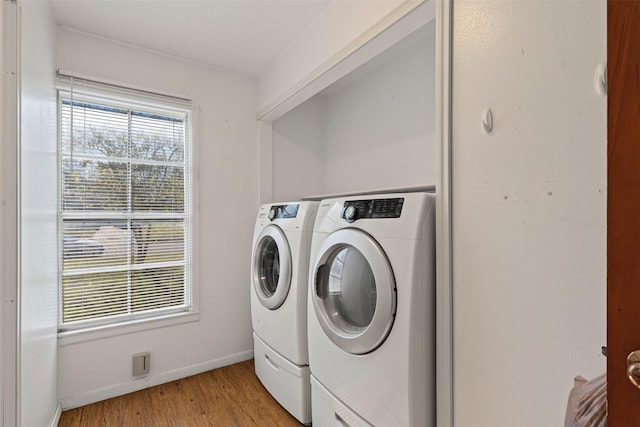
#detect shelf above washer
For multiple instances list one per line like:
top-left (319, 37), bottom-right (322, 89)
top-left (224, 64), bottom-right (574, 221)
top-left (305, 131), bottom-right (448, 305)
top-left (301, 184), bottom-right (436, 201)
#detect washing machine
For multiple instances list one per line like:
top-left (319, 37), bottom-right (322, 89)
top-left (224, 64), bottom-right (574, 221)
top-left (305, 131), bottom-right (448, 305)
top-left (250, 201), bottom-right (318, 425)
top-left (307, 192), bottom-right (435, 426)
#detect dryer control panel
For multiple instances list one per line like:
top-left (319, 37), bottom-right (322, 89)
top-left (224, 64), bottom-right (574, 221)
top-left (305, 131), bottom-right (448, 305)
top-left (342, 198), bottom-right (404, 223)
top-left (268, 204), bottom-right (299, 221)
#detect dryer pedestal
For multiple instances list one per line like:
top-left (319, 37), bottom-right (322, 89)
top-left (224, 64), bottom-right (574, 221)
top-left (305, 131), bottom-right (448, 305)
top-left (311, 375), bottom-right (370, 427)
top-left (253, 333), bottom-right (311, 425)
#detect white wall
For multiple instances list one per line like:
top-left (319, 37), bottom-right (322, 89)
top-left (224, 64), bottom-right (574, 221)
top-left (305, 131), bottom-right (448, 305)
top-left (257, 0), bottom-right (420, 118)
top-left (272, 96), bottom-right (325, 202)
top-left (20, 1), bottom-right (60, 425)
top-left (451, 1), bottom-right (606, 426)
top-left (323, 22), bottom-right (435, 194)
top-left (0, 1), bottom-right (16, 424)
top-left (271, 22), bottom-right (435, 201)
top-left (56, 28), bottom-right (260, 408)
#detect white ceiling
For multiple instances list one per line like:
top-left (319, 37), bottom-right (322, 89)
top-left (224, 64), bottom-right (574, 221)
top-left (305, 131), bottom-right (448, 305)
top-left (50, 0), bottom-right (332, 77)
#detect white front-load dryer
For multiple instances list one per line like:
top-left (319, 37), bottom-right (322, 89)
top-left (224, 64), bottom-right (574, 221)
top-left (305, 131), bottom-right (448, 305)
top-left (251, 201), bottom-right (318, 425)
top-left (308, 192), bottom-right (435, 427)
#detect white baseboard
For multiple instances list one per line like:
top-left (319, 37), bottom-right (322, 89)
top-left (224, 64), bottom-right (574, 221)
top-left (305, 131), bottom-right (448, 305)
top-left (49, 403), bottom-right (62, 427)
top-left (60, 349), bottom-right (254, 410)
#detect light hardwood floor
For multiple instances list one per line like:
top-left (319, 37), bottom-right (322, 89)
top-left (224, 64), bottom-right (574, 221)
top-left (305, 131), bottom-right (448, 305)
top-left (57, 359), bottom-right (304, 427)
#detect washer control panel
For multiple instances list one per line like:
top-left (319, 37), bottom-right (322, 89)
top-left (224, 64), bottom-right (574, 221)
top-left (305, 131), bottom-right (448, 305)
top-left (342, 198), bottom-right (404, 223)
top-left (268, 204), bottom-right (299, 221)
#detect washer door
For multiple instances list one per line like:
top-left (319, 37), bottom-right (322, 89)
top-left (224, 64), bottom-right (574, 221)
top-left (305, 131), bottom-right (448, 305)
top-left (253, 225), bottom-right (292, 310)
top-left (312, 228), bottom-right (396, 355)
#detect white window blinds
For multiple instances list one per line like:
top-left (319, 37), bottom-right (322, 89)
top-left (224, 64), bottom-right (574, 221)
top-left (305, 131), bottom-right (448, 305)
top-left (57, 74), bottom-right (193, 331)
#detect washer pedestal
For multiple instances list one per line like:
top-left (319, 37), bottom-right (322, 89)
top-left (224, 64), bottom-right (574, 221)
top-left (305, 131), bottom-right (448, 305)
top-left (253, 333), bottom-right (311, 424)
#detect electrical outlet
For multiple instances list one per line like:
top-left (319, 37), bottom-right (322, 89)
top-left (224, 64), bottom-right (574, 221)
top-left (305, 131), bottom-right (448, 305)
top-left (132, 352), bottom-right (150, 377)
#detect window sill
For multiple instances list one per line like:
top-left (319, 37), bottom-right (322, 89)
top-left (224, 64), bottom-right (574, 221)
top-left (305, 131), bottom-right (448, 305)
top-left (58, 311), bottom-right (200, 347)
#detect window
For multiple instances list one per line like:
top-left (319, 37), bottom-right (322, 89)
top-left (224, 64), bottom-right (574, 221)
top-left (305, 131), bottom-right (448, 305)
top-left (57, 74), bottom-right (193, 331)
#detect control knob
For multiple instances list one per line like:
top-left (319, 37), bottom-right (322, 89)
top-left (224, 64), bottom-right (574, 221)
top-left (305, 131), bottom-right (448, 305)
top-left (268, 207), bottom-right (278, 221)
top-left (344, 205), bottom-right (358, 222)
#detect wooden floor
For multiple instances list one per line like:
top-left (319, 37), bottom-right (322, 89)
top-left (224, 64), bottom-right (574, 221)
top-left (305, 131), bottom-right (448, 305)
top-left (58, 359), bottom-right (304, 427)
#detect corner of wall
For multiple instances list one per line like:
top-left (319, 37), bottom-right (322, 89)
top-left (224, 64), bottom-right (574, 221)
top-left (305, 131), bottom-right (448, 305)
top-left (258, 120), bottom-right (273, 205)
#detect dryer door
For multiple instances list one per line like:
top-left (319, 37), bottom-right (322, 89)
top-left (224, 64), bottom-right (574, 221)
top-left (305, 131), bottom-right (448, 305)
top-left (312, 228), bottom-right (396, 355)
top-left (253, 225), bottom-right (292, 310)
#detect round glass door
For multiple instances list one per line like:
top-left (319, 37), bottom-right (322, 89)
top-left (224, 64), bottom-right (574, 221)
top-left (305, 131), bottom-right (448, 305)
top-left (253, 225), bottom-right (292, 310)
top-left (312, 228), bottom-right (396, 354)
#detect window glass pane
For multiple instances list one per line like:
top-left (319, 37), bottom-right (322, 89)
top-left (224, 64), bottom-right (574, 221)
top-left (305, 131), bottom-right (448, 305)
top-left (63, 159), bottom-right (128, 211)
top-left (61, 100), bottom-right (129, 159)
top-left (63, 220), bottom-right (131, 270)
top-left (132, 164), bottom-right (184, 212)
top-left (131, 266), bottom-right (185, 312)
top-left (62, 271), bottom-right (129, 323)
top-left (132, 219), bottom-right (185, 264)
top-left (131, 112), bottom-right (185, 162)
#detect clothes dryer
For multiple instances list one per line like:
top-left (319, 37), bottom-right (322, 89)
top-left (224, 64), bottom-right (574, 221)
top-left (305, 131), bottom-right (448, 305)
top-left (307, 193), bottom-right (435, 426)
top-left (251, 201), bottom-right (318, 425)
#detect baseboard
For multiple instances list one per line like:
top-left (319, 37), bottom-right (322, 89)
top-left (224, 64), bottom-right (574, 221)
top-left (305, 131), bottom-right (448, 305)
top-left (49, 403), bottom-right (62, 427)
top-left (60, 349), bottom-right (254, 410)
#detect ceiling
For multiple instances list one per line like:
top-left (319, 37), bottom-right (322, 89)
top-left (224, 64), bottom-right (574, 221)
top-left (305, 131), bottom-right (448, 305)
top-left (50, 0), bottom-right (332, 77)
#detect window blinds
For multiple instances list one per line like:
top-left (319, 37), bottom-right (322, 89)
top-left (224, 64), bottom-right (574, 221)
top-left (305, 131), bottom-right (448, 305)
top-left (57, 74), bottom-right (193, 330)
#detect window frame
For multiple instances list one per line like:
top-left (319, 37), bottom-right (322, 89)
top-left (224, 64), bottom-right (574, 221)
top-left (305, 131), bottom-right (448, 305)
top-left (56, 73), bottom-right (199, 338)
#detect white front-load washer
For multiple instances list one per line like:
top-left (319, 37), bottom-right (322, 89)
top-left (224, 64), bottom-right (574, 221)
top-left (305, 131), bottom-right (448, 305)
top-left (308, 192), bottom-right (435, 426)
top-left (250, 201), bottom-right (318, 425)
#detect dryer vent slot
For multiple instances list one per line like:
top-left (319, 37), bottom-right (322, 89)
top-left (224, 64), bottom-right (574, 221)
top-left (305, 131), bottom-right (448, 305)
top-left (316, 265), bottom-right (328, 300)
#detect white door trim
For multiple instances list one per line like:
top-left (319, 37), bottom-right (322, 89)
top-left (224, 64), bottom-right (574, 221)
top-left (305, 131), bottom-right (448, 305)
top-left (435, 0), bottom-right (453, 426)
